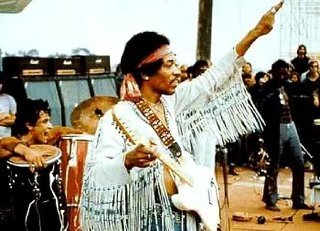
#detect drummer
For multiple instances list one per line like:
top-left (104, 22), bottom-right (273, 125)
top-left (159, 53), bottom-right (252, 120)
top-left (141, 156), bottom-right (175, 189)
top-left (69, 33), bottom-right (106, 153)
top-left (0, 98), bottom-right (83, 230)
top-left (1, 98), bottom-right (84, 161)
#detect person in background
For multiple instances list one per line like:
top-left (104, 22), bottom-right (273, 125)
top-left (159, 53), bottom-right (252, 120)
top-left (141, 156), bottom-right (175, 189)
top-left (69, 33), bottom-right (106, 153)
top-left (299, 58), bottom-right (320, 177)
top-left (179, 64), bottom-right (191, 82)
top-left (249, 71), bottom-right (270, 121)
top-left (242, 62), bottom-right (252, 74)
top-left (289, 71), bottom-right (301, 84)
top-left (242, 61), bottom-right (255, 80)
top-left (80, 2), bottom-right (283, 230)
top-left (191, 59), bottom-right (212, 79)
top-left (242, 72), bottom-right (256, 92)
top-left (300, 58), bottom-right (320, 90)
top-left (256, 71), bottom-right (270, 86)
top-left (260, 59), bottom-right (312, 211)
top-left (0, 77), bottom-right (17, 138)
top-left (291, 44), bottom-right (310, 76)
top-left (251, 71), bottom-right (270, 108)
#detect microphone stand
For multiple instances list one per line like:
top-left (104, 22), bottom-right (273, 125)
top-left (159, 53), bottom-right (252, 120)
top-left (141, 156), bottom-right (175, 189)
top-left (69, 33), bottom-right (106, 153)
top-left (217, 145), bottom-right (230, 230)
top-left (300, 143), bottom-right (320, 222)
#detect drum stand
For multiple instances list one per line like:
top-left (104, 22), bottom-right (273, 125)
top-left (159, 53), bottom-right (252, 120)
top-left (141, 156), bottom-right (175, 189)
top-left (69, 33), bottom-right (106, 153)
top-left (248, 138), bottom-right (270, 177)
top-left (303, 181), bottom-right (320, 222)
top-left (300, 143), bottom-right (320, 222)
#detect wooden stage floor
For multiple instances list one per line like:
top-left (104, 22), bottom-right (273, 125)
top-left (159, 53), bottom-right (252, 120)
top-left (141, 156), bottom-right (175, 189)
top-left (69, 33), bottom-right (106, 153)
top-left (216, 165), bottom-right (320, 231)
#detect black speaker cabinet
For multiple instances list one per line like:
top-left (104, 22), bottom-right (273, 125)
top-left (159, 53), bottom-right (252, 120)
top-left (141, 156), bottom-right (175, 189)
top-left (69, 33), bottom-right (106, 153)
top-left (2, 57), bottom-right (51, 77)
top-left (73, 55), bottom-right (111, 75)
top-left (49, 57), bottom-right (83, 76)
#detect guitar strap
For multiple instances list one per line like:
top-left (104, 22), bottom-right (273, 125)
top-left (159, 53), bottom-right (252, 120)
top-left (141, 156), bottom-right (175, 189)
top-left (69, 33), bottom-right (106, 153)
top-left (135, 99), bottom-right (182, 160)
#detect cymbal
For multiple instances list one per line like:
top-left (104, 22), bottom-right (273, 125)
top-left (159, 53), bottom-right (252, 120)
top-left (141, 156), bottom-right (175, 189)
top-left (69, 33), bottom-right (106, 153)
top-left (71, 96), bottom-right (119, 134)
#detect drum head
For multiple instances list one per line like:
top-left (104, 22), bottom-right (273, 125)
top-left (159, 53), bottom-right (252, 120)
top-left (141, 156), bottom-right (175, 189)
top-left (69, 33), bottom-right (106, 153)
top-left (60, 133), bottom-right (94, 141)
top-left (8, 145), bottom-right (61, 168)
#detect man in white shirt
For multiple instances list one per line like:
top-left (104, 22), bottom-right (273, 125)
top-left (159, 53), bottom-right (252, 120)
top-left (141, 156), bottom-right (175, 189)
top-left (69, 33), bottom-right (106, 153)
top-left (0, 78), bottom-right (17, 138)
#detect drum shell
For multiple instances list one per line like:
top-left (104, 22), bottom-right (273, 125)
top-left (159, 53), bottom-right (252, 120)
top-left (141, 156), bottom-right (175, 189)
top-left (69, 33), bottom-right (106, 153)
top-left (8, 162), bottom-right (60, 201)
top-left (59, 134), bottom-right (93, 204)
top-left (7, 147), bottom-right (65, 231)
top-left (0, 160), bottom-right (14, 228)
top-left (58, 134), bottom-right (93, 231)
top-left (7, 145), bottom-right (62, 201)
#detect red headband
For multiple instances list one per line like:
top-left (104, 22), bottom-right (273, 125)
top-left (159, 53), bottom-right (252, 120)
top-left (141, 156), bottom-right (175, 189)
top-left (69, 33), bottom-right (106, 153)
top-left (137, 45), bottom-right (172, 68)
top-left (120, 45), bottom-right (173, 102)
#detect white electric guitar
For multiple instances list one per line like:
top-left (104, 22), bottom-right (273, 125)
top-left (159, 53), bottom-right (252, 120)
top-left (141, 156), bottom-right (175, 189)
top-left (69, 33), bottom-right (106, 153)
top-left (112, 111), bottom-right (219, 231)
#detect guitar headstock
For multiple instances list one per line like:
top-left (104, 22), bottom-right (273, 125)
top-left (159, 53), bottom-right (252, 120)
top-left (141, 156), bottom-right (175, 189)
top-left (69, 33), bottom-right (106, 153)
top-left (111, 109), bottom-right (150, 147)
top-left (112, 111), bottom-right (137, 145)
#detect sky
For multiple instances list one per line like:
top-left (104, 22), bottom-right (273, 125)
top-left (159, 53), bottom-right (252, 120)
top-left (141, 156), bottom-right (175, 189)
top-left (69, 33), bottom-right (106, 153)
top-left (0, 0), bottom-right (302, 72)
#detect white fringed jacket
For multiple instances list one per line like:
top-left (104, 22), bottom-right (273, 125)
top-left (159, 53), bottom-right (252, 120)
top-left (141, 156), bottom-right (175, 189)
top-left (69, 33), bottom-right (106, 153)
top-left (80, 49), bottom-right (262, 231)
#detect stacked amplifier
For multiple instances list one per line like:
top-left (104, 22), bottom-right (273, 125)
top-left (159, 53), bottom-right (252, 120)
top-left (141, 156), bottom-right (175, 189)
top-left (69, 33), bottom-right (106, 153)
top-left (2, 55), bottom-right (111, 77)
top-left (1, 55), bottom-right (115, 127)
top-left (2, 57), bottom-right (51, 77)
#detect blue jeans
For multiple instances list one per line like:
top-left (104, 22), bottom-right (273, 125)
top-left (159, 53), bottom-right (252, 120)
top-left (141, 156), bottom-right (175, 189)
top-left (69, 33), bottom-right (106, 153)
top-left (149, 203), bottom-right (186, 231)
top-left (263, 121), bottom-right (305, 205)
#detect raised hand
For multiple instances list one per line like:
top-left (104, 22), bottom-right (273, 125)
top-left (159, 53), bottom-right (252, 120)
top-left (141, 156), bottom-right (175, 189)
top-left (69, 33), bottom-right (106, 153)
top-left (236, 1), bottom-right (284, 56)
top-left (253, 1), bottom-right (284, 36)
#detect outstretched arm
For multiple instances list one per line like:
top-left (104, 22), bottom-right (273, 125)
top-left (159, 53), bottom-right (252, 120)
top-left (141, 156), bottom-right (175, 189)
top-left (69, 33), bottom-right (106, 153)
top-left (46, 126), bottom-right (84, 145)
top-left (236, 1), bottom-right (284, 56)
top-left (0, 137), bottom-right (45, 167)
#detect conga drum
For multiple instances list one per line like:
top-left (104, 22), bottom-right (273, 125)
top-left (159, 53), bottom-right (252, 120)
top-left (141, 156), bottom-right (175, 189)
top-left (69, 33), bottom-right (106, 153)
top-left (8, 144), bottom-right (61, 168)
top-left (59, 134), bottom-right (93, 231)
top-left (7, 145), bottom-right (65, 231)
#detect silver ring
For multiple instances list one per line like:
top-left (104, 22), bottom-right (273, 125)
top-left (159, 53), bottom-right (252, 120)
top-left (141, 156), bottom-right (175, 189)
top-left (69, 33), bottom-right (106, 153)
top-left (271, 7), bottom-right (276, 14)
top-left (147, 154), bottom-right (151, 159)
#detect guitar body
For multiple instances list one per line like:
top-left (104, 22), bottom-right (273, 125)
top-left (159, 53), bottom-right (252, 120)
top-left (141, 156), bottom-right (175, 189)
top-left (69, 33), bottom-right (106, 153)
top-left (170, 164), bottom-right (219, 231)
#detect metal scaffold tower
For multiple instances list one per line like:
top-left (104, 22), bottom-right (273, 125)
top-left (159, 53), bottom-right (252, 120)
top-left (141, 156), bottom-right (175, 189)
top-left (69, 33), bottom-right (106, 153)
top-left (279, 0), bottom-right (320, 61)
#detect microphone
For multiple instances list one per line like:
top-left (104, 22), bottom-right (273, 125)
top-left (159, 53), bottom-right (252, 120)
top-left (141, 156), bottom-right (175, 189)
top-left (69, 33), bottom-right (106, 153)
top-left (232, 212), bottom-right (294, 224)
top-left (272, 215), bottom-right (293, 222)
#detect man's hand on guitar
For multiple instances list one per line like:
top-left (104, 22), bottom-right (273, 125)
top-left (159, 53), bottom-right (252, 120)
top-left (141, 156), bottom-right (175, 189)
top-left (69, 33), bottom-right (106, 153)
top-left (124, 141), bottom-right (157, 170)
